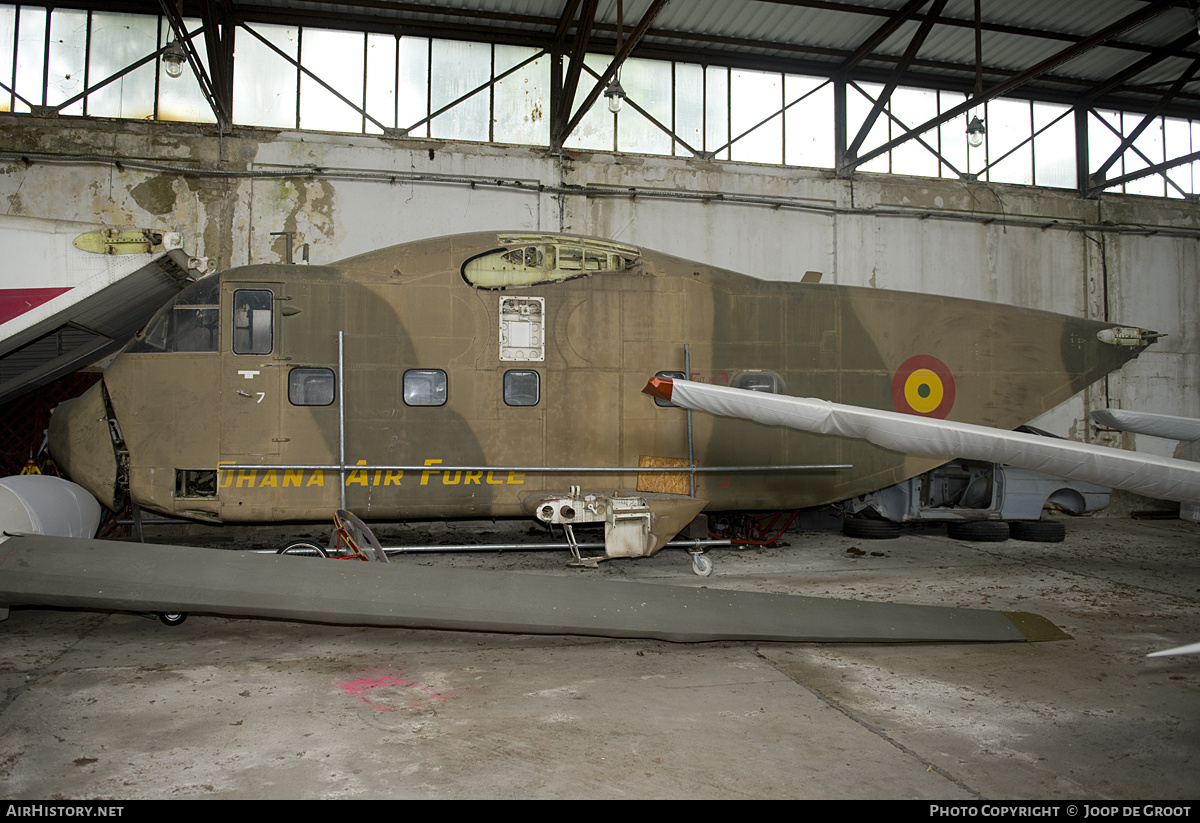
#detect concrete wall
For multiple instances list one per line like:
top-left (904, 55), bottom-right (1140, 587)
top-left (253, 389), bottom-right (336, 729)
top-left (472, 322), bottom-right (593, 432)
top-left (2, 114), bottom-right (1197, 459)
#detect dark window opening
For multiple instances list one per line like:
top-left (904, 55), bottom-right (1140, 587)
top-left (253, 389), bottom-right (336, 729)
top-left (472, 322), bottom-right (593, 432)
top-left (233, 288), bottom-right (273, 355)
top-left (731, 370), bottom-right (785, 394)
top-left (404, 369), bottom-right (447, 406)
top-left (504, 369), bottom-right (540, 406)
top-left (289, 368), bottom-right (335, 406)
top-left (175, 469), bottom-right (217, 498)
top-left (127, 276), bottom-right (219, 354)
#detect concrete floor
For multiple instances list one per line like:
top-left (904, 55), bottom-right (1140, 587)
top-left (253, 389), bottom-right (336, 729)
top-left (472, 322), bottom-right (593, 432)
top-left (0, 515), bottom-right (1197, 800)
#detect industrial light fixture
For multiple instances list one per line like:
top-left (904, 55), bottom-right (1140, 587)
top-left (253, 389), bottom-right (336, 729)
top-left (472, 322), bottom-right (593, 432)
top-left (604, 78), bottom-right (626, 114)
top-left (162, 40), bottom-right (187, 79)
top-left (607, 0), bottom-right (626, 114)
top-left (966, 115), bottom-right (986, 148)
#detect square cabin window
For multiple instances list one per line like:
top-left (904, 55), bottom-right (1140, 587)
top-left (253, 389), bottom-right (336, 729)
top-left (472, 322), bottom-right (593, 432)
top-left (288, 368), bottom-right (335, 406)
top-left (403, 369), bottom-right (447, 406)
top-left (503, 369), bottom-right (540, 406)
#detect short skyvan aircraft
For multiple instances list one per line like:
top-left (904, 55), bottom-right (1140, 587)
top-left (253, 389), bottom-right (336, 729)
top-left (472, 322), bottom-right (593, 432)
top-left (47, 231), bottom-right (1158, 562)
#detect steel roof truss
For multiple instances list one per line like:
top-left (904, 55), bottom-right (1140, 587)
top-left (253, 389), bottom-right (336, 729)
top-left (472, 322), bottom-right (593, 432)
top-left (1087, 109), bottom-right (1191, 199)
top-left (239, 23), bottom-right (391, 134)
top-left (554, 0), bottom-right (600, 143)
top-left (403, 47), bottom-right (547, 137)
top-left (576, 58), bottom-right (699, 156)
top-left (845, 0), bottom-right (947, 161)
top-left (846, 79), bottom-right (964, 179)
top-left (710, 77), bottom-right (833, 161)
top-left (1092, 58), bottom-right (1200, 183)
top-left (44, 33), bottom-right (184, 116)
top-left (972, 104), bottom-right (1073, 183)
top-left (1084, 32), bottom-right (1200, 104)
top-left (1084, 148), bottom-right (1200, 198)
top-left (558, 0), bottom-right (670, 150)
top-left (196, 0), bottom-right (235, 125)
top-left (0, 79), bottom-right (38, 113)
top-left (839, 0), bottom-right (933, 74)
top-left (158, 0), bottom-right (231, 126)
top-left (843, 0), bottom-right (1179, 175)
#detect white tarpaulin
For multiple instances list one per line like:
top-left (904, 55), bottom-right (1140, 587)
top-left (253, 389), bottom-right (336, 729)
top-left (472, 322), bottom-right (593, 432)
top-left (653, 379), bottom-right (1200, 505)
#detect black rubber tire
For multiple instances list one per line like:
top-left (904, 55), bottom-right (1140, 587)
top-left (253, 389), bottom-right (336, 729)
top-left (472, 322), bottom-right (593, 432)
top-left (946, 520), bottom-right (1010, 542)
top-left (278, 540), bottom-right (329, 558)
top-left (842, 517), bottom-right (902, 539)
top-left (158, 612), bottom-right (187, 626)
top-left (1010, 520), bottom-right (1066, 543)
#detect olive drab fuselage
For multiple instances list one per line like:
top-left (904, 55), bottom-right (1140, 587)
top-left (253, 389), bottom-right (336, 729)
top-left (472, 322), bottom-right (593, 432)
top-left (48, 231), bottom-right (1150, 523)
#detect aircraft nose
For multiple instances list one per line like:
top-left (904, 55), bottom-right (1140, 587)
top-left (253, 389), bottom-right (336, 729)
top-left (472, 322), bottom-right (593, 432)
top-left (47, 381), bottom-right (120, 512)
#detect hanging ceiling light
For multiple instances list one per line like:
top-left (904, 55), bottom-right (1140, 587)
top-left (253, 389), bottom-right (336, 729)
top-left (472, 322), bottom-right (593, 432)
top-left (966, 115), bottom-right (986, 148)
top-left (604, 78), bottom-right (626, 114)
top-left (162, 40), bottom-right (187, 79)
top-left (606, 0), bottom-right (626, 114)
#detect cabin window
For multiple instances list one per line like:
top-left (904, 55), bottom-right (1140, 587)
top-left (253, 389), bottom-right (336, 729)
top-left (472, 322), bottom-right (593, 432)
top-left (403, 369), bottom-right (448, 406)
top-left (653, 370), bottom-right (686, 407)
top-left (232, 289), bottom-right (274, 355)
top-left (288, 368), bottom-right (336, 406)
top-left (503, 370), bottom-right (540, 406)
top-left (126, 276), bottom-right (219, 354)
top-left (731, 370), bottom-right (785, 394)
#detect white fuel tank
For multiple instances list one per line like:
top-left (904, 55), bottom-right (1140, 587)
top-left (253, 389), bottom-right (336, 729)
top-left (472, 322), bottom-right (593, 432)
top-left (0, 475), bottom-right (102, 538)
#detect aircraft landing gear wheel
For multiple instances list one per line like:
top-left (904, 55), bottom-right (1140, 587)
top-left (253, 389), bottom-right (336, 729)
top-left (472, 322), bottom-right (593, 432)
top-left (158, 612), bottom-right (187, 627)
top-left (1010, 520), bottom-right (1066, 543)
top-left (278, 540), bottom-right (329, 558)
top-left (842, 517), bottom-right (901, 539)
top-left (946, 520), bottom-right (1009, 542)
top-left (691, 553), bottom-right (713, 577)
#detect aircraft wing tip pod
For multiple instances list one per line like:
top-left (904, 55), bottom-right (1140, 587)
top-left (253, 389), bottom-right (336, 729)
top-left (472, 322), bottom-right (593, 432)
top-left (642, 376), bottom-right (675, 402)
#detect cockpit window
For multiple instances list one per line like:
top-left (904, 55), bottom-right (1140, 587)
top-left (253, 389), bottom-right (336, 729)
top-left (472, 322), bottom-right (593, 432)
top-left (233, 289), bottom-right (274, 355)
top-left (126, 276), bottom-right (220, 354)
top-left (462, 234), bottom-right (640, 289)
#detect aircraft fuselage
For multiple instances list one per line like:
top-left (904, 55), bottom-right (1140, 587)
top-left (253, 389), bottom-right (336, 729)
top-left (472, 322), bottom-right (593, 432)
top-left (48, 231), bottom-right (1151, 523)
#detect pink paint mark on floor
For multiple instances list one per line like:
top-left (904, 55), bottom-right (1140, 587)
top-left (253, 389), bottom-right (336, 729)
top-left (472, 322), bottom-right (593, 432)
top-left (0, 287), bottom-right (72, 325)
top-left (337, 674), bottom-right (445, 713)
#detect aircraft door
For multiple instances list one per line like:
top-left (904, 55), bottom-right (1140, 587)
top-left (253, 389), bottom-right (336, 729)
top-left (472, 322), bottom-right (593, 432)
top-left (220, 282), bottom-right (284, 468)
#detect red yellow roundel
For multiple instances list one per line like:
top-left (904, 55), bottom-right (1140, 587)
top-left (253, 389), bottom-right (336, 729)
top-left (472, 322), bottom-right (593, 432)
top-left (891, 355), bottom-right (955, 419)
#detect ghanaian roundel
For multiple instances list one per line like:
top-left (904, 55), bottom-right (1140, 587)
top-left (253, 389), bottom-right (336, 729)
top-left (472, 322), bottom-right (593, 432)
top-left (891, 355), bottom-right (955, 419)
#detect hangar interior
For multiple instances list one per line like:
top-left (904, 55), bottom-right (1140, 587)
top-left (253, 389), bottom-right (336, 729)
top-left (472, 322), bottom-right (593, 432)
top-left (0, 0), bottom-right (1199, 801)
top-left (1, 0), bottom-right (1198, 457)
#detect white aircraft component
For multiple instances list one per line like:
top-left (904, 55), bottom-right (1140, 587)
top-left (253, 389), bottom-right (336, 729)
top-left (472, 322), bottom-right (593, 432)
top-left (0, 475), bottom-right (102, 538)
top-left (1092, 409), bottom-right (1200, 521)
top-left (1147, 642), bottom-right (1200, 658)
top-left (1091, 409), bottom-right (1200, 442)
top-left (642, 378), bottom-right (1200, 505)
top-left (0, 215), bottom-right (208, 403)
